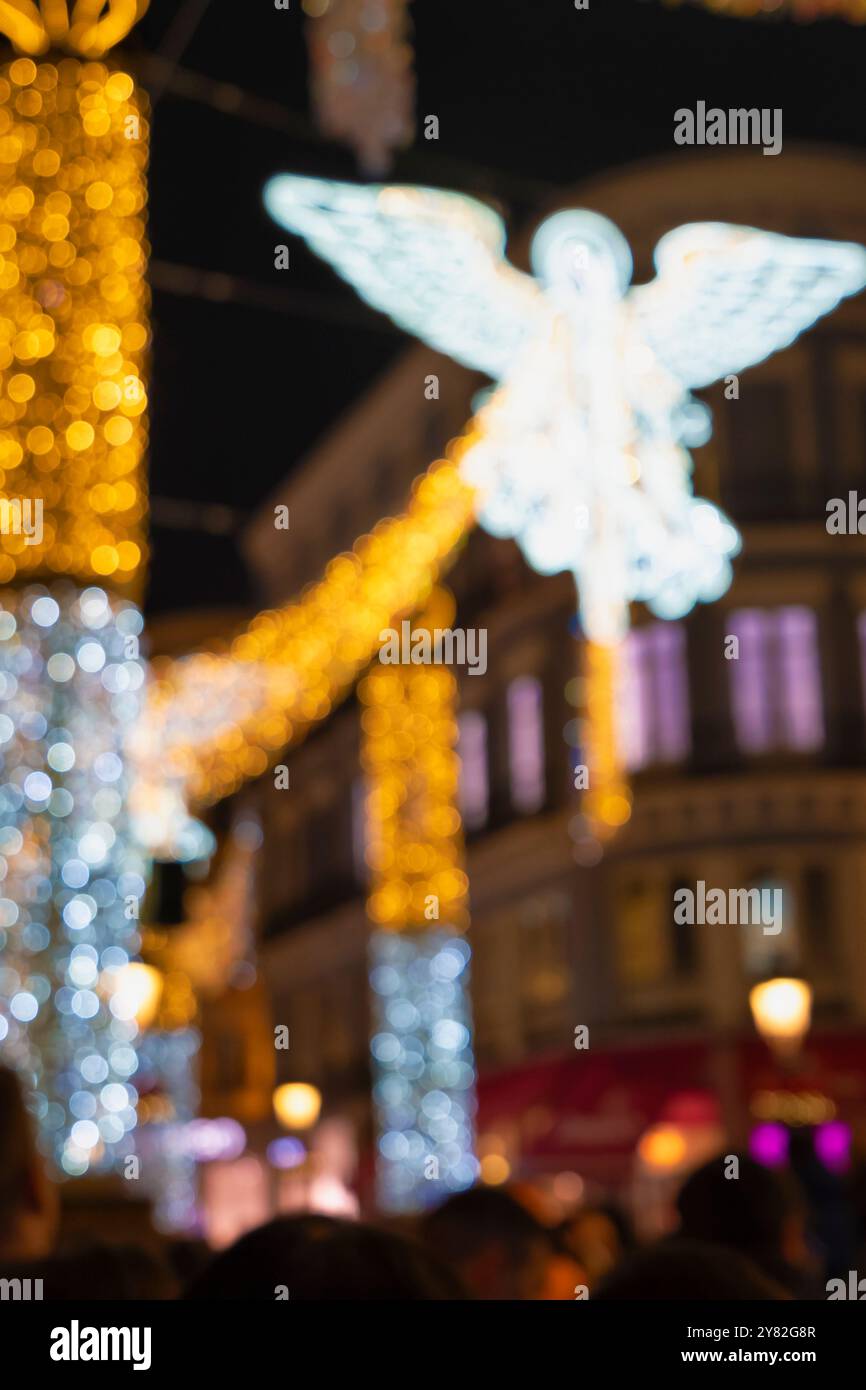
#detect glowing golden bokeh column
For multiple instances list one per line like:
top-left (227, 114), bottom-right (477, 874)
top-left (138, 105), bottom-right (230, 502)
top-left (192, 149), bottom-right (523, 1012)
top-left (0, 51), bottom-right (148, 591)
top-left (360, 591), bottom-right (477, 1210)
top-left (0, 5), bottom-right (154, 1182)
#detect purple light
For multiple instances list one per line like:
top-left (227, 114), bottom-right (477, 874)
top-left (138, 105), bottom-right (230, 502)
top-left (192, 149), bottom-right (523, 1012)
top-left (750, 1122), bottom-right (789, 1168)
top-left (730, 607), bottom-right (823, 754)
top-left (814, 1121), bottom-right (851, 1174)
top-left (267, 1137), bottom-right (307, 1170)
top-left (457, 710), bottom-right (489, 829)
top-left (507, 676), bottom-right (546, 813)
top-left (179, 1118), bottom-right (247, 1163)
top-left (617, 622), bottom-right (689, 771)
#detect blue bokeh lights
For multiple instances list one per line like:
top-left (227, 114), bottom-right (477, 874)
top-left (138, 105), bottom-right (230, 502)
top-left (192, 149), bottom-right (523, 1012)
top-left (0, 582), bottom-right (149, 1175)
top-left (370, 929), bottom-right (479, 1212)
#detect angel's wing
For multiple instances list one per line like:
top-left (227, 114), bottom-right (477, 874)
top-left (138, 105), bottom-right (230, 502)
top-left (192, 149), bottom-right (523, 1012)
top-left (628, 223), bottom-right (866, 390)
top-left (264, 175), bottom-right (546, 378)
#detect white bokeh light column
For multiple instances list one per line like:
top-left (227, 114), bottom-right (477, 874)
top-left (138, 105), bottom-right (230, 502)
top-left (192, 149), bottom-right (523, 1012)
top-left (0, 582), bottom-right (149, 1175)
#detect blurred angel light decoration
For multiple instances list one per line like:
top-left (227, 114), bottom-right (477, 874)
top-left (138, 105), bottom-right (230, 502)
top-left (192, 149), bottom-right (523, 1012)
top-left (265, 176), bottom-right (866, 853)
top-left (264, 174), bottom-right (866, 648)
top-left (304, 0), bottom-right (415, 176)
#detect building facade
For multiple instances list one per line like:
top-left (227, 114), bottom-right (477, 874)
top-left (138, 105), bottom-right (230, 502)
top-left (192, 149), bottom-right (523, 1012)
top-left (216, 148), bottom-right (866, 1217)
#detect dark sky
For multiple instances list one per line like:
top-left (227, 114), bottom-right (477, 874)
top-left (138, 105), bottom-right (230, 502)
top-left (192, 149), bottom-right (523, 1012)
top-left (127, 0), bottom-right (866, 618)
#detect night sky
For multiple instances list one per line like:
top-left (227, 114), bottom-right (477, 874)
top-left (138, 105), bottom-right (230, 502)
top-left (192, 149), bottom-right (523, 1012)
top-left (126, 0), bottom-right (866, 619)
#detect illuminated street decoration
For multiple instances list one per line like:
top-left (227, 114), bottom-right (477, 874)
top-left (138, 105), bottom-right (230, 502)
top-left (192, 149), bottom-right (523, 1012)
top-left (369, 929), bottom-right (478, 1211)
top-left (663, 0), bottom-right (866, 22)
top-left (361, 600), bottom-right (477, 1209)
top-left (265, 175), bottom-right (866, 643)
top-left (0, 54), bottom-right (148, 591)
top-left (360, 590), bottom-right (469, 933)
top-left (0, 2), bottom-right (148, 58)
top-left (130, 452), bottom-right (477, 831)
top-left (304, 0), bottom-right (415, 175)
top-left (0, 583), bottom-right (148, 1173)
top-left (0, 18), bottom-right (160, 1180)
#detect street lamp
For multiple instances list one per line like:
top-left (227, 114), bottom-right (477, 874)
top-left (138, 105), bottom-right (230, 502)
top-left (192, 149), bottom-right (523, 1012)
top-left (273, 1083), bottom-right (322, 1132)
top-left (749, 978), bottom-right (812, 1063)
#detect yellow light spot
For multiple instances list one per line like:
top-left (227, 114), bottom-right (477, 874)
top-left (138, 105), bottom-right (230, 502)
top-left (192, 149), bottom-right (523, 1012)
top-left (26, 425), bottom-right (54, 455)
top-left (0, 437), bottom-right (23, 469)
top-left (104, 415), bottom-right (132, 445)
top-left (116, 540), bottom-right (140, 571)
top-left (638, 1125), bottom-right (688, 1171)
top-left (9, 60), bottom-right (36, 88)
top-left (93, 380), bottom-right (121, 411)
top-left (480, 1154), bottom-right (511, 1185)
top-left (66, 421), bottom-right (94, 451)
top-left (82, 109), bottom-right (111, 137)
top-left (90, 324), bottom-right (121, 356)
top-left (6, 186), bottom-right (34, 217)
top-left (106, 73), bottom-right (135, 102)
top-left (85, 180), bottom-right (113, 210)
top-left (91, 545), bottom-right (118, 575)
top-left (32, 148), bottom-right (60, 177)
top-left (8, 373), bottom-right (34, 402)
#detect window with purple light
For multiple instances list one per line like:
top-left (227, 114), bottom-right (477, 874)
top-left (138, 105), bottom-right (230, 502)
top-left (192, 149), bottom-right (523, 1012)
top-left (857, 612), bottom-right (866, 712)
top-left (507, 676), bottom-right (546, 815)
top-left (729, 607), bottom-right (824, 754)
top-left (616, 622), bottom-right (690, 771)
top-left (457, 709), bottom-right (489, 830)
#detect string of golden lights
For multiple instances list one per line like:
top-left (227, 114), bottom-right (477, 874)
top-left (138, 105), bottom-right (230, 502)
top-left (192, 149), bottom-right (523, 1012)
top-left (130, 442), bottom-right (479, 826)
top-left (0, 51), bottom-right (148, 591)
top-left (360, 587), bottom-right (469, 933)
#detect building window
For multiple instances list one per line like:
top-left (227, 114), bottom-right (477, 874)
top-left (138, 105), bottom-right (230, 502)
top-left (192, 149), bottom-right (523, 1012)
top-left (740, 874), bottom-right (800, 978)
top-left (728, 607), bottom-right (823, 754)
top-left (616, 881), bottom-right (670, 988)
top-left (507, 676), bottom-right (546, 814)
top-left (457, 710), bottom-right (489, 831)
top-left (616, 622), bottom-right (690, 771)
top-left (721, 381), bottom-right (792, 521)
top-left (519, 894), bottom-right (571, 1048)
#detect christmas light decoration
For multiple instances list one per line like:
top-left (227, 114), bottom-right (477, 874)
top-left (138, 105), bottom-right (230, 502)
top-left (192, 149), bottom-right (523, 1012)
top-left (0, 582), bottom-right (149, 1174)
top-left (359, 588), bottom-right (469, 933)
top-left (0, 14), bottom-right (160, 1181)
top-left (0, 52), bottom-right (148, 591)
top-left (265, 176), bottom-right (866, 642)
top-left (362, 599), bottom-right (477, 1209)
top-left (304, 0), bottom-right (415, 176)
top-left (662, 0), bottom-right (866, 23)
top-left (130, 452), bottom-right (477, 829)
top-left (369, 928), bottom-right (478, 1211)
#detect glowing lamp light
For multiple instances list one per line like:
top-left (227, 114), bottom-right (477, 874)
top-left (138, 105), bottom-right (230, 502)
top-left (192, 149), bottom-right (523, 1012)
top-left (814, 1122), bottom-right (851, 1175)
top-left (273, 1083), bottom-right (322, 1131)
top-left (749, 978), bottom-right (812, 1059)
top-left (479, 1153), bottom-right (511, 1186)
top-left (750, 1122), bottom-right (790, 1169)
top-left (637, 1124), bottom-right (689, 1171)
top-left (109, 962), bottom-right (163, 1029)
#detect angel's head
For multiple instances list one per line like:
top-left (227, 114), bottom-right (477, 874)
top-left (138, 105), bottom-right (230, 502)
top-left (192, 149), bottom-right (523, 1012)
top-left (531, 209), bottom-right (633, 305)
